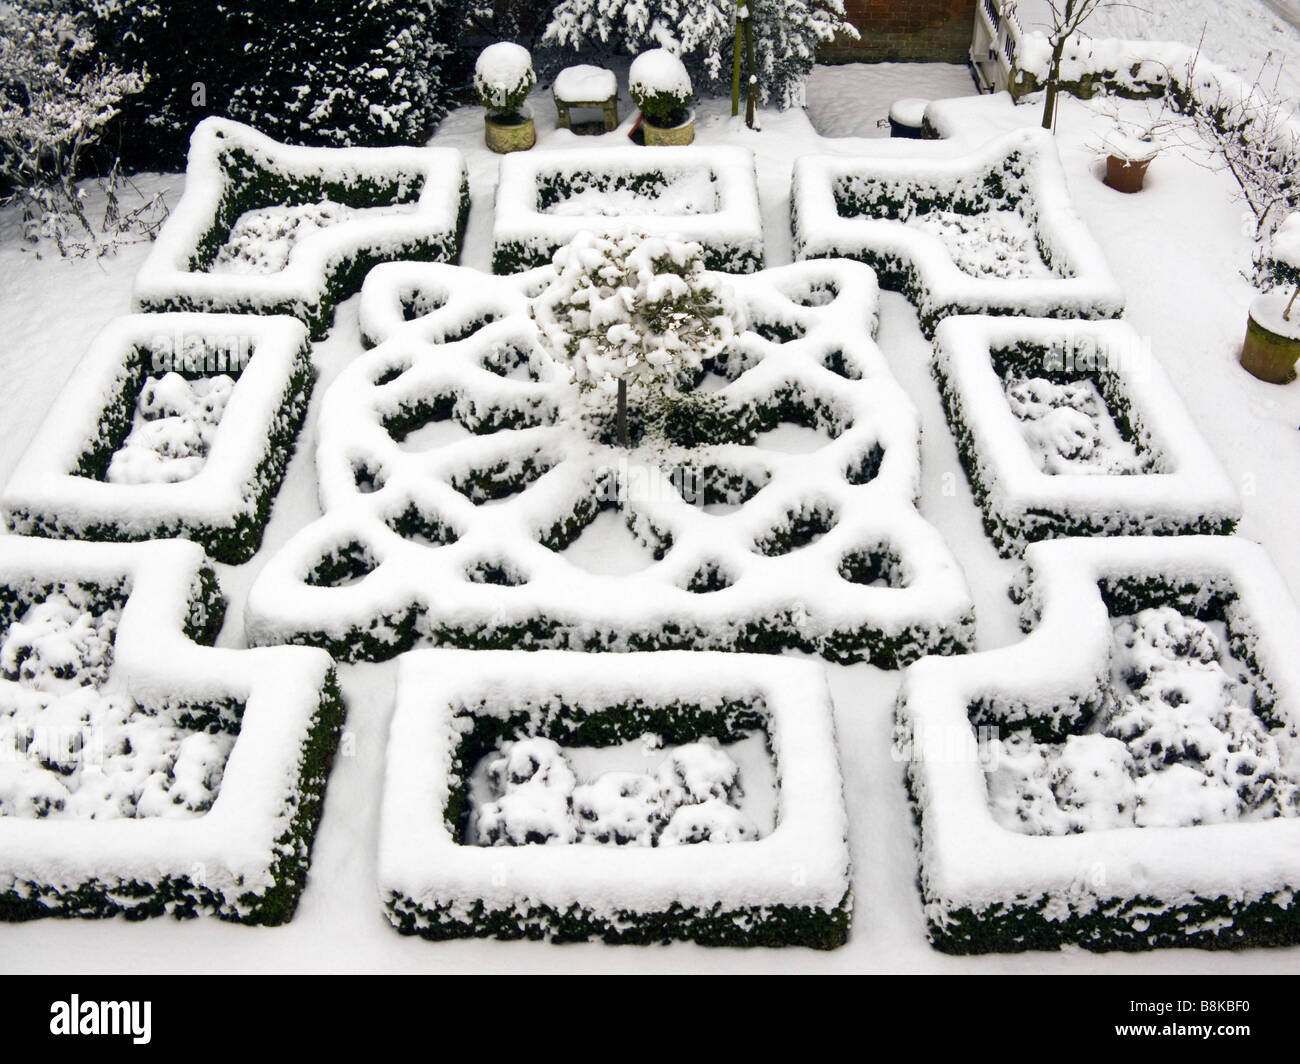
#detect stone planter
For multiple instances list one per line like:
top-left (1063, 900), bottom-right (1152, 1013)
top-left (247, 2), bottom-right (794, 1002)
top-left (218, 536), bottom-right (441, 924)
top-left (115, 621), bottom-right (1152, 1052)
top-left (642, 110), bottom-right (695, 146)
top-left (485, 112), bottom-right (535, 154)
top-left (1240, 289), bottom-right (1300, 384)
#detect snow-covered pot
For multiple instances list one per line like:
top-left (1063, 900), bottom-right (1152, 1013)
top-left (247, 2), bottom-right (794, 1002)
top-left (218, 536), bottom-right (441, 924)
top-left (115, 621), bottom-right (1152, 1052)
top-left (1240, 288), bottom-right (1300, 384)
top-left (888, 98), bottom-right (928, 139)
top-left (475, 42), bottom-right (537, 154)
top-left (630, 48), bottom-right (694, 146)
top-left (1102, 130), bottom-right (1159, 194)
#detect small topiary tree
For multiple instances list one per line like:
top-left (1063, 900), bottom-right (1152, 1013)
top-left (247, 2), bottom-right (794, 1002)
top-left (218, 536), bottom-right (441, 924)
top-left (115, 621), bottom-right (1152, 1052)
top-left (473, 41), bottom-right (536, 123)
top-left (629, 48), bottom-right (693, 128)
top-left (530, 230), bottom-right (738, 447)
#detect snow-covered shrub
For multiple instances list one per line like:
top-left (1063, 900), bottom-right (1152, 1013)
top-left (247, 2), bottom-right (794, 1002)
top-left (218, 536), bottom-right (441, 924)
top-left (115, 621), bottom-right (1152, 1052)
top-left (90, 0), bottom-right (464, 169)
top-left (133, 118), bottom-right (469, 338)
top-left (0, 2), bottom-right (164, 257)
top-left (473, 42), bottom-right (536, 120)
top-left (628, 49), bottom-right (692, 126)
top-left (530, 229), bottom-right (738, 445)
top-left (932, 316), bottom-right (1240, 556)
top-left (245, 260), bottom-right (975, 666)
top-left (542, 0), bottom-right (854, 109)
top-left (0, 538), bottom-right (342, 923)
top-left (1, 314), bottom-right (313, 564)
top-left (896, 536), bottom-right (1300, 953)
top-left (379, 649), bottom-right (851, 946)
top-left (792, 128), bottom-right (1125, 337)
top-left (492, 145), bottom-right (763, 273)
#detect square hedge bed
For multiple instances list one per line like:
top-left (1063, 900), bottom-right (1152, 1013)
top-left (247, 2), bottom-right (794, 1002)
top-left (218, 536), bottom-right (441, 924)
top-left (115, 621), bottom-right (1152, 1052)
top-left (244, 259), bottom-right (974, 665)
top-left (792, 128), bottom-right (1124, 337)
top-left (933, 315), bottom-right (1241, 555)
top-left (379, 649), bottom-right (852, 947)
top-left (0, 537), bottom-right (342, 924)
top-left (133, 117), bottom-right (469, 339)
top-left (2, 313), bottom-right (313, 565)
top-left (896, 535), bottom-right (1300, 953)
top-left (492, 145), bottom-right (763, 274)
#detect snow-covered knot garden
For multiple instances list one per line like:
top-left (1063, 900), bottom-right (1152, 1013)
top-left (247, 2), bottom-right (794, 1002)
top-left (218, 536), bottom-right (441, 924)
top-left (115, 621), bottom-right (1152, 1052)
top-left (4, 3), bottom-right (1300, 970)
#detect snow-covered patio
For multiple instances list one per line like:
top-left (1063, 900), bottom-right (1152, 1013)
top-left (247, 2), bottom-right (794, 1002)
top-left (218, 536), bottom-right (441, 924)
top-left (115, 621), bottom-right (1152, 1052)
top-left (1, 41), bottom-right (1300, 970)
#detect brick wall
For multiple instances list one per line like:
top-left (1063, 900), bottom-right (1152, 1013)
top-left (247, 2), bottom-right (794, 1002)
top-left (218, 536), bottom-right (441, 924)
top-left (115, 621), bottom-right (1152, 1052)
top-left (820, 0), bottom-right (976, 63)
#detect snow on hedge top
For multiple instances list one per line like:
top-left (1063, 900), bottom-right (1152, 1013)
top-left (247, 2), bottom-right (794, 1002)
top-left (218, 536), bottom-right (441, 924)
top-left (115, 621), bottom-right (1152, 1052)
top-left (553, 64), bottom-right (617, 103)
top-left (245, 259), bottom-right (974, 663)
top-left (792, 127), bottom-right (1124, 334)
top-left (629, 48), bottom-right (692, 100)
top-left (932, 315), bottom-right (1241, 554)
top-left (492, 145), bottom-right (762, 273)
top-left (1, 313), bottom-right (310, 554)
top-left (379, 650), bottom-right (850, 920)
top-left (897, 535), bottom-right (1300, 917)
top-left (0, 537), bottom-right (334, 912)
top-left (133, 117), bottom-right (467, 332)
top-left (473, 42), bottom-right (536, 111)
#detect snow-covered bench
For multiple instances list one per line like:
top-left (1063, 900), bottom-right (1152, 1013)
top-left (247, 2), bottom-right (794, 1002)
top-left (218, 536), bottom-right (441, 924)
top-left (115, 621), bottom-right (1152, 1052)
top-left (933, 315), bottom-right (1241, 555)
top-left (0, 538), bottom-right (341, 923)
top-left (792, 128), bottom-right (1124, 336)
top-left (492, 145), bottom-right (763, 273)
top-left (245, 259), bottom-right (974, 664)
top-left (134, 117), bottom-right (469, 338)
top-left (379, 649), bottom-right (852, 947)
top-left (2, 313), bottom-right (313, 564)
top-left (552, 65), bottom-right (620, 133)
top-left (896, 535), bottom-right (1300, 953)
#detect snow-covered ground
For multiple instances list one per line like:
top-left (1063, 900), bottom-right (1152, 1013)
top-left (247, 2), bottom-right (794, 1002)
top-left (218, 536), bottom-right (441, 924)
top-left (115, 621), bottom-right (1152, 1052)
top-left (2, 41), bottom-right (1300, 970)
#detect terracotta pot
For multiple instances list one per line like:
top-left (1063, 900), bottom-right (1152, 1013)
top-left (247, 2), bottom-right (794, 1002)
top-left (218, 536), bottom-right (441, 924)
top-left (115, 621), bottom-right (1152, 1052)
top-left (1104, 154), bottom-right (1153, 193)
top-left (642, 111), bottom-right (695, 146)
top-left (485, 113), bottom-right (535, 154)
top-left (1240, 291), bottom-right (1300, 384)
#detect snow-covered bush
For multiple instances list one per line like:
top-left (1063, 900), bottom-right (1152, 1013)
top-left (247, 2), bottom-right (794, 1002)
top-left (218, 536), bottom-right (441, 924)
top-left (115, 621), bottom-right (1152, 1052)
top-left (0, 2), bottom-right (164, 257)
top-left (0, 538), bottom-right (342, 923)
top-left (91, 0), bottom-right (464, 168)
top-left (1, 314), bottom-right (313, 564)
top-left (473, 42), bottom-right (536, 120)
top-left (133, 118), bottom-right (469, 338)
top-left (542, 0), bottom-right (854, 109)
top-left (246, 259), bottom-right (975, 666)
top-left (492, 145), bottom-right (764, 273)
top-left (628, 49), bottom-right (692, 125)
top-left (896, 536), bottom-right (1300, 952)
top-left (530, 229), bottom-right (737, 445)
top-left (932, 316), bottom-right (1241, 555)
top-left (379, 650), bottom-right (852, 946)
top-left (793, 128), bottom-right (1125, 337)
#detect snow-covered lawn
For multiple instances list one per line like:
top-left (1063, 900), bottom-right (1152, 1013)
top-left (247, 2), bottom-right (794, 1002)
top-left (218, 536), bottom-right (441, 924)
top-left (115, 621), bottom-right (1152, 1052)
top-left (1, 44), bottom-right (1300, 969)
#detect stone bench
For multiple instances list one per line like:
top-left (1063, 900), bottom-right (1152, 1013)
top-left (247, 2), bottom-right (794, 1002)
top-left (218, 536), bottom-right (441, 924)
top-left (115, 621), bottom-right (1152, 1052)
top-left (553, 65), bottom-right (619, 133)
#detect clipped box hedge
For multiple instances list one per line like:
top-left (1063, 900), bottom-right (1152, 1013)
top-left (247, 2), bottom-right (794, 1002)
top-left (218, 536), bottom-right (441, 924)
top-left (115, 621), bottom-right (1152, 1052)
top-left (0, 538), bottom-right (342, 925)
top-left (2, 313), bottom-right (313, 565)
top-left (134, 117), bottom-right (469, 338)
top-left (379, 649), bottom-right (852, 947)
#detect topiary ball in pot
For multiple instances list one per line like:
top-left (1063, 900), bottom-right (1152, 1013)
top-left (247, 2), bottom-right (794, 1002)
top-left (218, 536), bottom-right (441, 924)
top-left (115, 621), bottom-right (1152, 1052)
top-left (475, 42), bottom-right (537, 153)
top-left (629, 48), bottom-right (694, 146)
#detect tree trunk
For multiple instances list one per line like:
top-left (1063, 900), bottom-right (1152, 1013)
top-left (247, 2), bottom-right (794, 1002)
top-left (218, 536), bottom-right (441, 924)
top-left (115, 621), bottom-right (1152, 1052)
top-left (744, 13), bottom-right (757, 129)
top-left (731, 4), bottom-right (744, 117)
top-left (1041, 38), bottom-right (1067, 131)
top-left (617, 379), bottom-right (628, 447)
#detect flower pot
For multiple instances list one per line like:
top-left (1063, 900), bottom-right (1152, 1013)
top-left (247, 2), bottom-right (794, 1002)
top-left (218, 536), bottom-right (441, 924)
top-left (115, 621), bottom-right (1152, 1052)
top-left (485, 112), bottom-right (535, 154)
top-left (1104, 153), bottom-right (1153, 193)
top-left (641, 110), bottom-right (694, 146)
top-left (1240, 290), bottom-right (1300, 384)
top-left (888, 98), bottom-right (928, 139)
